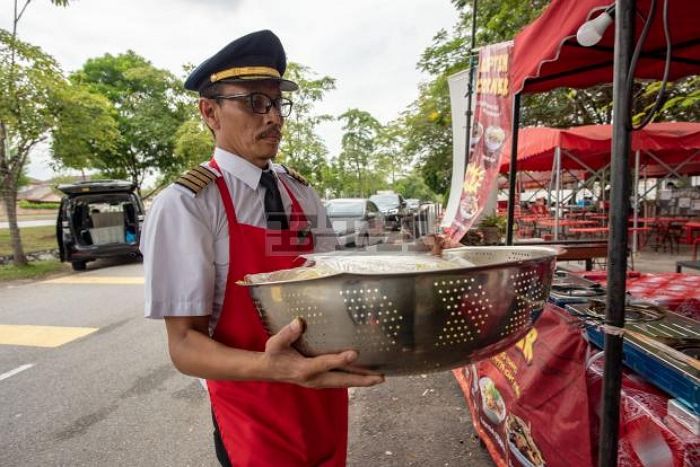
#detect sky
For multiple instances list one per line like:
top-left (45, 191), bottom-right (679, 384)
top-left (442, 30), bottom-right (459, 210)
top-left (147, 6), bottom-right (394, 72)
top-left (2, 0), bottom-right (461, 181)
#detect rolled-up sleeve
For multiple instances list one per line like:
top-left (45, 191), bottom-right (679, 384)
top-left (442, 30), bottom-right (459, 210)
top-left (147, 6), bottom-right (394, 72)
top-left (141, 187), bottom-right (215, 319)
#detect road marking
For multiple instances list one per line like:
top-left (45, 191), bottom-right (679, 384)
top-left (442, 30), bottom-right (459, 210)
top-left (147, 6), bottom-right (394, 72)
top-left (0, 364), bottom-right (34, 382)
top-left (0, 324), bottom-right (98, 348)
top-left (42, 276), bottom-right (144, 285)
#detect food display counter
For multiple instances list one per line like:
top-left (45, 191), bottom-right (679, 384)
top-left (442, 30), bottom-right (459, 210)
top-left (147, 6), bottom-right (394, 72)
top-left (454, 304), bottom-right (700, 467)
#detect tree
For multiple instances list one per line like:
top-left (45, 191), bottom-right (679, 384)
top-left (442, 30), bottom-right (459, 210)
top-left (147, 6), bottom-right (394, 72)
top-left (393, 169), bottom-right (440, 202)
top-left (163, 118), bottom-right (215, 189)
top-left (634, 76), bottom-right (700, 124)
top-left (374, 121), bottom-right (413, 187)
top-left (401, 76), bottom-right (454, 196)
top-left (0, 1), bottom-right (73, 265)
top-left (336, 109), bottom-right (383, 197)
top-left (278, 63), bottom-right (336, 192)
top-left (0, 31), bottom-right (62, 265)
top-left (51, 85), bottom-right (119, 171)
top-left (65, 51), bottom-right (191, 195)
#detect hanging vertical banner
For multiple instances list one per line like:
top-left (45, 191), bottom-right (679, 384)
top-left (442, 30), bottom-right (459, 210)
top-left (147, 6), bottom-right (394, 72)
top-left (448, 41), bottom-right (513, 241)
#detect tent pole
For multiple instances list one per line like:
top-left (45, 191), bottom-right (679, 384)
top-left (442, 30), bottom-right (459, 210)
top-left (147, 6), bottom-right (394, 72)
top-left (463, 0), bottom-right (479, 185)
top-left (554, 146), bottom-right (561, 240)
top-left (506, 93), bottom-right (521, 245)
top-left (643, 166), bottom-right (648, 219)
top-left (600, 1), bottom-right (635, 466)
top-left (632, 150), bottom-right (640, 257)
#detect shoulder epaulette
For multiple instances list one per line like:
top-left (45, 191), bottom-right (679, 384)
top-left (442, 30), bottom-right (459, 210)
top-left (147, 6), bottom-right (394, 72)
top-left (281, 165), bottom-right (309, 186)
top-left (175, 165), bottom-right (217, 194)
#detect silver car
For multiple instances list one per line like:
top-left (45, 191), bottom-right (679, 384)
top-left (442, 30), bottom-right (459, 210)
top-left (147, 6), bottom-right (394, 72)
top-left (325, 198), bottom-right (386, 247)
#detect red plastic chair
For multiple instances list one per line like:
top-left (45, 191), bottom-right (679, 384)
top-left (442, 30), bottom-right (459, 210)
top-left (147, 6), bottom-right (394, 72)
top-left (693, 237), bottom-right (700, 260)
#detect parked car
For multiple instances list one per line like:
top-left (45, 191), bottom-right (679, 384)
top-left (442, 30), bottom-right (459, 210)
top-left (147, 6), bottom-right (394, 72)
top-left (325, 198), bottom-right (385, 247)
top-left (369, 192), bottom-right (407, 230)
top-left (57, 180), bottom-right (144, 271)
top-left (405, 198), bottom-right (421, 214)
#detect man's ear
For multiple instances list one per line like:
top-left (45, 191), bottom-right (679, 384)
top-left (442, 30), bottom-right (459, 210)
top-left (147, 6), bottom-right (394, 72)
top-left (199, 98), bottom-right (220, 131)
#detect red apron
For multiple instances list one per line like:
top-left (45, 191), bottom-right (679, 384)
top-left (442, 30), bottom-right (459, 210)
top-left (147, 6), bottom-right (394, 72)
top-left (206, 160), bottom-right (348, 466)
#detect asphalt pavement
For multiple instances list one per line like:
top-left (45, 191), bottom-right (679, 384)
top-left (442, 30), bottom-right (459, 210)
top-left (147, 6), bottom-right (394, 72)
top-left (0, 219), bottom-right (55, 229)
top-left (0, 258), bottom-right (492, 466)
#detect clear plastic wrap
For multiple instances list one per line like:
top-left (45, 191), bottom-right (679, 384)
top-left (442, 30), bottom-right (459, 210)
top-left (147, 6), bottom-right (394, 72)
top-left (243, 254), bottom-right (475, 284)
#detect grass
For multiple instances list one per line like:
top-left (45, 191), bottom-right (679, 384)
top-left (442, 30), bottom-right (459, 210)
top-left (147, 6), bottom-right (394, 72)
top-left (0, 259), bottom-right (66, 281)
top-left (0, 225), bottom-right (57, 256)
top-left (19, 200), bottom-right (60, 210)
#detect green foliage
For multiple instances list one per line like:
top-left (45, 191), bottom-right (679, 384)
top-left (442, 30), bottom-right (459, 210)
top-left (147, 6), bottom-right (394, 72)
top-left (478, 213), bottom-right (507, 233)
top-left (2, 0), bottom-right (75, 266)
top-left (0, 28), bottom-right (63, 165)
top-left (172, 118), bottom-right (214, 174)
top-left (278, 63), bottom-right (335, 190)
top-left (18, 200), bottom-right (59, 210)
top-left (401, 76), bottom-right (454, 196)
top-left (633, 76), bottom-right (700, 125)
top-left (374, 121), bottom-right (413, 186)
top-left (0, 225), bottom-right (56, 256)
top-left (0, 260), bottom-right (65, 281)
top-left (51, 83), bottom-right (119, 169)
top-left (393, 170), bottom-right (439, 202)
top-left (66, 51), bottom-right (191, 192)
top-left (335, 109), bottom-right (383, 197)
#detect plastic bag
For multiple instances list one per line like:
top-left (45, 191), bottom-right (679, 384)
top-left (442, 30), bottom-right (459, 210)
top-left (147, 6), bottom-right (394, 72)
top-left (243, 254), bottom-right (474, 284)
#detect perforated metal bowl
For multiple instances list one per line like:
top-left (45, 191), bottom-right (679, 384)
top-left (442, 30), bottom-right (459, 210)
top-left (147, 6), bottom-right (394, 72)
top-left (243, 246), bottom-right (558, 375)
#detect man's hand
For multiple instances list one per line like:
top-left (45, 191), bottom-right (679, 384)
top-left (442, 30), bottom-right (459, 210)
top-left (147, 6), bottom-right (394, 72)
top-left (422, 233), bottom-right (462, 256)
top-left (262, 318), bottom-right (385, 389)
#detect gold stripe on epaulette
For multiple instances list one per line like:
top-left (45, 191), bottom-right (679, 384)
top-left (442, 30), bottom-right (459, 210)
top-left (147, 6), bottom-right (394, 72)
top-left (181, 173), bottom-right (207, 188)
top-left (175, 177), bottom-right (201, 193)
top-left (282, 165), bottom-right (309, 186)
top-left (192, 165), bottom-right (217, 181)
top-left (175, 165), bottom-right (217, 194)
top-left (187, 169), bottom-right (211, 185)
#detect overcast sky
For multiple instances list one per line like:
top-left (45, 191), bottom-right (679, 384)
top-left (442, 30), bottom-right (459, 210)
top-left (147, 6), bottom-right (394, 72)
top-left (2, 0), bottom-right (460, 180)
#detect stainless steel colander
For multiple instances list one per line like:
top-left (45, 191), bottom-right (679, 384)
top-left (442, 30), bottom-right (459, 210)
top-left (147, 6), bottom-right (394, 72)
top-left (243, 246), bottom-right (558, 375)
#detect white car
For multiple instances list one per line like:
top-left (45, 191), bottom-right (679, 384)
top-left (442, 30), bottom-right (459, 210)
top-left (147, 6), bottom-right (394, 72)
top-left (325, 198), bottom-right (386, 247)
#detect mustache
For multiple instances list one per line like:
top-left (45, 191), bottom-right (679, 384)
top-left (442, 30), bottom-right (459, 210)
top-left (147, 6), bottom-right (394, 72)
top-left (258, 127), bottom-right (282, 140)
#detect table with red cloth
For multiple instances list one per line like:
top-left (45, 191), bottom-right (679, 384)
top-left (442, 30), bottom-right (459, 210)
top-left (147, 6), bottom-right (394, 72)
top-left (566, 227), bottom-right (653, 253)
top-left (454, 304), bottom-right (700, 467)
top-left (575, 271), bottom-right (700, 321)
top-left (534, 219), bottom-right (599, 238)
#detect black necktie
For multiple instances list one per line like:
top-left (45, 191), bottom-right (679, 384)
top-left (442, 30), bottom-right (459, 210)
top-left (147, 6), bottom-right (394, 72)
top-left (259, 171), bottom-right (289, 230)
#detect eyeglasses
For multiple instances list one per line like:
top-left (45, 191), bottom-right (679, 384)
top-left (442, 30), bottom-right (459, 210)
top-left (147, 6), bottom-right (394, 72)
top-left (210, 92), bottom-right (293, 117)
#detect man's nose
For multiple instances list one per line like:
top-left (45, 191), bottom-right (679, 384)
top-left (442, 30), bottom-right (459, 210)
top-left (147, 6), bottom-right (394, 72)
top-left (265, 106), bottom-right (284, 124)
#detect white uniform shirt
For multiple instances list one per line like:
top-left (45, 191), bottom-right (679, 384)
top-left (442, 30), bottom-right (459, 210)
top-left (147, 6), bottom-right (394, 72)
top-left (141, 147), bottom-right (338, 331)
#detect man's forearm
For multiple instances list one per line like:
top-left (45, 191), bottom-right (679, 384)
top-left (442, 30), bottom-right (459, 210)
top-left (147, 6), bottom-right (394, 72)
top-left (167, 326), bottom-right (270, 381)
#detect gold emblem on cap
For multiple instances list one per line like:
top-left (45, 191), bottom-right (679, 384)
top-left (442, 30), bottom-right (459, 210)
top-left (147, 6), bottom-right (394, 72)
top-left (210, 66), bottom-right (281, 84)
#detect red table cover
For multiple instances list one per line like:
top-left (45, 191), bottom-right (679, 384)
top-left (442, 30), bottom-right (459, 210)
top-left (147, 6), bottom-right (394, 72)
top-left (577, 272), bottom-right (700, 321)
top-left (454, 304), bottom-right (700, 467)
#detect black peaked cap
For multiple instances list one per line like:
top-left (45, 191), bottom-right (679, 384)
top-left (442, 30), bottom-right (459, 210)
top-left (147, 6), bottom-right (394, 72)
top-left (184, 30), bottom-right (298, 93)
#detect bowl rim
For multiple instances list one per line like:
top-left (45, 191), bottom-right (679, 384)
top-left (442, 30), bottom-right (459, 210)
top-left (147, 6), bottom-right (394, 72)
top-left (238, 246), bottom-right (558, 287)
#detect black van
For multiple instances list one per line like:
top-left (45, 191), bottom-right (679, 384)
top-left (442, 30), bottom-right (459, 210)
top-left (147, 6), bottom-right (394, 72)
top-left (369, 192), bottom-right (408, 230)
top-left (56, 180), bottom-right (144, 271)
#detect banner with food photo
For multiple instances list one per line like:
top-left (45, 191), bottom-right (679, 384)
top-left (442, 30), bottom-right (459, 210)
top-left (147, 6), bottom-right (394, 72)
top-left (448, 41), bottom-right (513, 241)
top-left (454, 305), bottom-right (594, 467)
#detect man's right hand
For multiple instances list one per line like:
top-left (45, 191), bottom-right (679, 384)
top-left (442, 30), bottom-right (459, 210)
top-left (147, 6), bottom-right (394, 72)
top-left (262, 318), bottom-right (385, 389)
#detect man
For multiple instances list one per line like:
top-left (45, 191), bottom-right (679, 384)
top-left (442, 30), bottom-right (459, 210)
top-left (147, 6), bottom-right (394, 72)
top-left (141, 30), bottom-right (384, 467)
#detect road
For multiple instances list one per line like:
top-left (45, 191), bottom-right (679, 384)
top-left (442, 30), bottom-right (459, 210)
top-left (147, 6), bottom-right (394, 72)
top-left (0, 258), bottom-right (492, 466)
top-left (0, 219), bottom-right (55, 229)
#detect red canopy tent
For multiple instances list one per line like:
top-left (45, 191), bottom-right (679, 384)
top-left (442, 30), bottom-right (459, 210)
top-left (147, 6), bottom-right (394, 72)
top-left (498, 122), bottom-right (700, 173)
top-left (510, 0), bottom-right (700, 94)
top-left (498, 1), bottom-right (700, 465)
